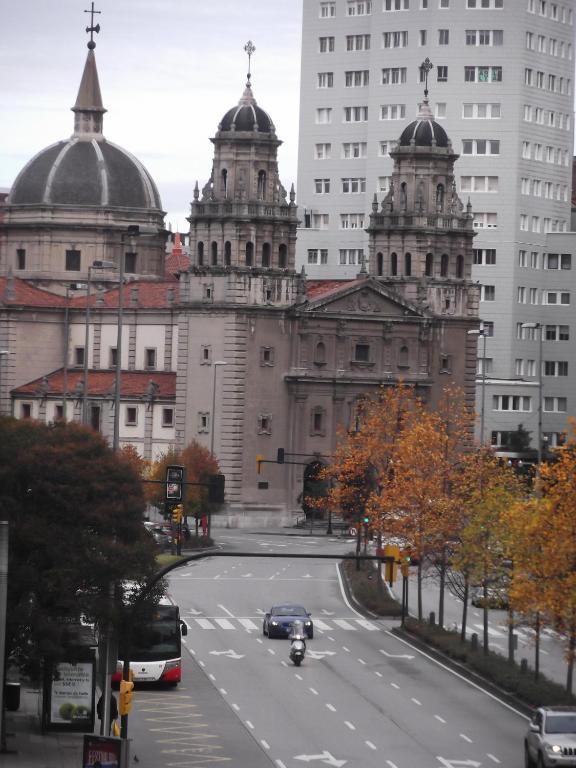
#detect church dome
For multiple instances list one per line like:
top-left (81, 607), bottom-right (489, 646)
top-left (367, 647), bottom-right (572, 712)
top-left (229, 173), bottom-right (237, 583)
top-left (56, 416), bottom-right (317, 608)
top-left (9, 138), bottom-right (162, 209)
top-left (218, 79), bottom-right (275, 134)
top-left (399, 118), bottom-right (449, 148)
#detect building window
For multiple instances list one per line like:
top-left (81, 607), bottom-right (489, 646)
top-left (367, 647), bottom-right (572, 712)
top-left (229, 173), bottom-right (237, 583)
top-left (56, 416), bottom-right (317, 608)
top-left (466, 0), bottom-right (503, 7)
top-left (420, 30), bottom-right (427, 46)
top-left (16, 248), bottom-right (26, 270)
top-left (384, 0), bottom-right (409, 8)
top-left (346, 34), bottom-right (370, 50)
top-left (75, 347), bottom-right (85, 366)
top-left (340, 213), bottom-right (364, 229)
top-left (347, 0), bottom-right (372, 14)
top-left (544, 361), bottom-right (568, 377)
top-left (466, 29), bottom-right (503, 46)
top-left (344, 106), bottom-right (368, 122)
top-left (65, 249), bottom-right (81, 271)
top-left (197, 241), bottom-right (204, 266)
top-left (319, 36), bottom-right (335, 52)
top-left (342, 142), bottom-right (366, 158)
top-left (109, 347), bottom-right (118, 368)
top-left (279, 244), bottom-right (287, 268)
top-left (480, 285), bottom-right (495, 301)
top-left (435, 102), bottom-right (447, 118)
top-left (345, 70), bottom-right (369, 87)
top-left (319, 1), bottom-right (336, 17)
top-left (354, 343), bottom-right (370, 362)
top-left (342, 177), bottom-right (366, 194)
top-left (461, 176), bottom-right (498, 193)
top-left (462, 139), bottom-right (500, 155)
top-left (382, 67), bottom-right (407, 84)
top-left (315, 143), bottom-right (332, 159)
top-left (162, 408), bottom-right (174, 427)
top-left (543, 291), bottom-right (570, 305)
top-left (380, 104), bottom-right (406, 120)
top-left (308, 249), bottom-right (328, 265)
top-left (492, 395), bottom-right (531, 412)
top-left (90, 406), bottom-right (101, 432)
top-left (462, 103), bottom-right (501, 119)
top-left (125, 252), bottom-right (137, 273)
top-left (21, 403), bottom-right (32, 419)
top-left (317, 72), bottom-right (334, 88)
top-left (425, 253), bottom-right (434, 277)
top-left (437, 66), bottom-right (448, 82)
top-left (262, 242), bottom-right (271, 268)
top-left (316, 108), bottom-right (332, 124)
top-left (224, 241), bottom-right (232, 265)
top-left (258, 413), bottom-right (272, 435)
top-left (473, 212), bottom-right (498, 229)
top-left (544, 253), bottom-right (571, 270)
top-left (544, 397), bottom-right (567, 413)
top-left (125, 406), bottom-right (138, 426)
top-left (145, 348), bottom-right (156, 370)
top-left (54, 404), bottom-right (64, 422)
top-left (311, 407), bottom-right (326, 436)
top-left (391, 253), bottom-right (398, 276)
top-left (312, 213), bottom-right (329, 229)
top-left (545, 325), bottom-right (569, 341)
top-left (198, 412), bottom-right (210, 433)
top-left (440, 354), bottom-right (452, 373)
top-left (339, 249), bottom-right (364, 265)
top-left (314, 341), bottom-right (327, 365)
top-left (464, 66), bottom-right (503, 83)
top-left (203, 284), bottom-right (213, 301)
top-left (260, 346), bottom-right (275, 366)
top-left (398, 345), bottom-right (409, 368)
top-left (382, 31), bottom-right (408, 48)
top-left (314, 178), bottom-right (330, 194)
top-left (245, 242), bottom-right (254, 266)
top-left (438, 29), bottom-right (449, 45)
top-left (474, 248), bottom-right (496, 265)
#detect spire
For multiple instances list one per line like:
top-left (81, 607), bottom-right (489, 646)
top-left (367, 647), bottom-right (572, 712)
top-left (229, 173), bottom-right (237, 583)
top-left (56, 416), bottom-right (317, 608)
top-left (417, 58), bottom-right (435, 120)
top-left (238, 40), bottom-right (257, 107)
top-left (72, 4), bottom-right (106, 137)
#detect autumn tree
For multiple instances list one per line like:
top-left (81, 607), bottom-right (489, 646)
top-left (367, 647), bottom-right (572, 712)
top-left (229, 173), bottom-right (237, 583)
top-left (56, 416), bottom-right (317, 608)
top-left (0, 417), bottom-right (158, 680)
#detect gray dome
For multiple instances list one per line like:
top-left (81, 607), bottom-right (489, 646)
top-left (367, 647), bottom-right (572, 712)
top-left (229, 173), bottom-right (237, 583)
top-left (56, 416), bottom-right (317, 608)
top-left (9, 137), bottom-right (162, 209)
top-left (399, 118), bottom-right (449, 148)
top-left (219, 103), bottom-right (274, 133)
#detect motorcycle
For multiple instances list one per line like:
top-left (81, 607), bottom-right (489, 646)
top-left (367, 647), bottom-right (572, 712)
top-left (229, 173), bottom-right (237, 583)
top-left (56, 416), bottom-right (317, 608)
top-left (289, 620), bottom-right (307, 667)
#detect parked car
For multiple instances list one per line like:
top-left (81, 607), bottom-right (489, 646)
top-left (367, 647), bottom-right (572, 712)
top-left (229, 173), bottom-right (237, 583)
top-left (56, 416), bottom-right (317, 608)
top-left (470, 584), bottom-right (509, 610)
top-left (263, 604), bottom-right (313, 639)
top-left (524, 706), bottom-right (576, 767)
top-left (144, 522), bottom-right (171, 550)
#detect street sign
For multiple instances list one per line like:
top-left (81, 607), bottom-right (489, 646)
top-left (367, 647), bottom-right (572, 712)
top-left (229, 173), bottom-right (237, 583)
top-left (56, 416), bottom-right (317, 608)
top-left (165, 465), bottom-right (184, 501)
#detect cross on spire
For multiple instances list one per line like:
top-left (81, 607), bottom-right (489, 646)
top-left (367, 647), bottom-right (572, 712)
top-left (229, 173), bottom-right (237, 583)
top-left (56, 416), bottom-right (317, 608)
top-left (84, 2), bottom-right (101, 50)
top-left (244, 40), bottom-right (256, 84)
top-left (419, 57), bottom-right (434, 98)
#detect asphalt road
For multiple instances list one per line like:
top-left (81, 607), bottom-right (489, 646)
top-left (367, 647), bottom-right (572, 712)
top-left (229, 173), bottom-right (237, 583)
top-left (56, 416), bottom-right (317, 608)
top-left (125, 530), bottom-right (529, 767)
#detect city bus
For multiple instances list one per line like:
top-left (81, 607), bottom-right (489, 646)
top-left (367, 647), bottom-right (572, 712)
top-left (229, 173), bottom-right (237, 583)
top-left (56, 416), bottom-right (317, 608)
top-left (112, 597), bottom-right (188, 685)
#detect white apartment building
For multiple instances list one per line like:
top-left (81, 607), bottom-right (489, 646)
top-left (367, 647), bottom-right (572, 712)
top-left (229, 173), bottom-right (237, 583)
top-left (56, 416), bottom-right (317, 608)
top-left (296, 0), bottom-right (575, 450)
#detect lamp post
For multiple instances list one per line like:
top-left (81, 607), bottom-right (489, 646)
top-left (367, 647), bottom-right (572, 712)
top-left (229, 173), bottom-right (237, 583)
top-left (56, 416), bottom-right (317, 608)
top-left (521, 322), bottom-right (543, 467)
top-left (210, 361), bottom-right (227, 456)
top-left (82, 261), bottom-right (116, 425)
top-left (467, 328), bottom-right (487, 445)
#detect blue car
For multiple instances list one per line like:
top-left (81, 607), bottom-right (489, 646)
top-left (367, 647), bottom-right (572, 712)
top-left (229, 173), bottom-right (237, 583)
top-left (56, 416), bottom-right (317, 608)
top-left (263, 604), bottom-right (314, 639)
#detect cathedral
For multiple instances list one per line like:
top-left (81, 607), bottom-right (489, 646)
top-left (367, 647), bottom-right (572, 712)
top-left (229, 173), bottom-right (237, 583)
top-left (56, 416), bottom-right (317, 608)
top-left (0, 30), bottom-right (479, 526)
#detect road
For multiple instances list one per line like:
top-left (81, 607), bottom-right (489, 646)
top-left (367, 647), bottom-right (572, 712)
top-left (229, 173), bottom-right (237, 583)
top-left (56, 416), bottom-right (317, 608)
top-left (390, 564), bottom-right (569, 687)
top-left (125, 530), bottom-right (528, 767)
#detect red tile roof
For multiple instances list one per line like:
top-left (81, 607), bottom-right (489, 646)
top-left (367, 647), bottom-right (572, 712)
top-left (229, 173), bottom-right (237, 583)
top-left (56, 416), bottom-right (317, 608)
top-left (13, 369), bottom-right (176, 398)
top-left (68, 281), bottom-right (179, 310)
top-left (0, 277), bottom-right (66, 308)
top-left (165, 234), bottom-right (191, 278)
top-left (306, 279), bottom-right (355, 301)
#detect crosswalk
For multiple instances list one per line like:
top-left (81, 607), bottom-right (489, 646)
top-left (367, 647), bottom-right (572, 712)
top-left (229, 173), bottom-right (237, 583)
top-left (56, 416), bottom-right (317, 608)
top-left (180, 616), bottom-right (381, 633)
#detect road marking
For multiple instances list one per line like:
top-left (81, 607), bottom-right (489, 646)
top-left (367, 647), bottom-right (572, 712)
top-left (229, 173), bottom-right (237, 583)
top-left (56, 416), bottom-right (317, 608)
top-left (198, 660), bottom-right (205, 668)
top-left (209, 650), bottom-right (244, 659)
top-left (218, 604), bottom-right (235, 618)
top-left (487, 754), bottom-right (501, 763)
top-left (390, 682), bottom-right (400, 689)
top-left (267, 648), bottom-right (276, 655)
top-left (411, 698), bottom-right (422, 706)
top-left (344, 721), bottom-right (355, 730)
top-left (379, 649), bottom-right (415, 659)
top-left (261, 739), bottom-right (270, 750)
top-left (356, 619), bottom-right (378, 631)
top-left (472, 624), bottom-right (504, 637)
top-left (281, 661), bottom-right (288, 667)
top-left (307, 650), bottom-right (337, 660)
top-left (326, 703), bottom-right (336, 712)
top-left (435, 715), bottom-right (446, 724)
top-left (208, 673), bottom-right (216, 681)
top-left (328, 636), bottom-right (336, 642)
top-left (460, 733), bottom-right (473, 743)
top-left (309, 688), bottom-right (319, 695)
top-left (342, 646), bottom-right (350, 653)
top-left (321, 610), bottom-right (335, 616)
top-left (238, 618), bottom-right (259, 631)
top-left (358, 658), bottom-right (366, 665)
top-left (386, 761), bottom-right (399, 768)
top-left (314, 620), bottom-right (333, 631)
top-left (196, 618), bottom-right (215, 630)
top-left (333, 619), bottom-right (357, 630)
top-left (276, 761), bottom-right (287, 768)
top-left (242, 573), bottom-right (253, 578)
top-left (219, 688), bottom-right (227, 695)
top-left (232, 703), bottom-right (240, 711)
top-left (246, 720), bottom-right (254, 730)
top-left (365, 741), bottom-right (377, 750)
top-left (294, 751), bottom-right (347, 766)
top-left (374, 671), bottom-right (383, 678)
top-left (215, 618), bottom-right (235, 630)
top-left (257, 638), bottom-right (263, 645)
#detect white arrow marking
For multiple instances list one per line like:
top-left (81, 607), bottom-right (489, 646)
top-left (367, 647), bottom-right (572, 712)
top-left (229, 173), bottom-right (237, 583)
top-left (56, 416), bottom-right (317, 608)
top-left (184, 608), bottom-right (203, 616)
top-left (436, 759), bottom-right (482, 768)
top-left (256, 608), bottom-right (266, 615)
top-left (321, 610), bottom-right (335, 616)
top-left (307, 650), bottom-right (337, 660)
top-left (242, 573), bottom-right (253, 578)
top-left (209, 650), bottom-right (244, 659)
top-left (303, 574), bottom-right (313, 578)
top-left (379, 649), bottom-right (415, 659)
top-left (294, 751), bottom-right (347, 767)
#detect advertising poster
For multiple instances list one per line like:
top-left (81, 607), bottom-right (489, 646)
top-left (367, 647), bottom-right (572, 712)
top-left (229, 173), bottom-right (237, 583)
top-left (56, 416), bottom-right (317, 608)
top-left (48, 661), bottom-right (94, 729)
top-left (83, 735), bottom-right (122, 768)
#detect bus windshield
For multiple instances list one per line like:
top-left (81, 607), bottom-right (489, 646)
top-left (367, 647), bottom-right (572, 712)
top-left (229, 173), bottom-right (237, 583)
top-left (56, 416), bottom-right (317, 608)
top-left (130, 606), bottom-right (181, 662)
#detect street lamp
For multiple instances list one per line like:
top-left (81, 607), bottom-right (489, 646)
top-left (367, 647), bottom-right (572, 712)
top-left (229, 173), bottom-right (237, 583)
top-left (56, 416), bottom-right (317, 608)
top-left (210, 361), bottom-right (227, 456)
top-left (82, 261), bottom-right (116, 425)
top-left (468, 328), bottom-right (487, 445)
top-left (521, 322), bottom-right (543, 467)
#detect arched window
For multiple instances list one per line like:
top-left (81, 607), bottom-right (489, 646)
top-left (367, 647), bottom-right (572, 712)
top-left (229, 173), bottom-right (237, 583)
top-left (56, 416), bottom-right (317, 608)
top-left (404, 252), bottom-right (412, 276)
top-left (440, 253), bottom-right (448, 277)
top-left (425, 252), bottom-right (434, 277)
top-left (398, 345), bottom-right (409, 368)
top-left (211, 241), bottom-right (218, 265)
top-left (245, 241), bottom-right (254, 266)
top-left (221, 169), bottom-right (228, 197)
top-left (400, 182), bottom-right (408, 210)
top-left (262, 242), bottom-right (271, 267)
top-left (456, 254), bottom-right (464, 278)
top-left (391, 252), bottom-right (398, 276)
top-left (436, 184), bottom-right (445, 211)
top-left (224, 241), bottom-right (232, 266)
top-left (377, 252), bottom-right (384, 276)
top-left (314, 341), bottom-right (326, 365)
top-left (278, 244), bottom-right (287, 268)
top-left (197, 241), bottom-right (204, 266)
top-left (257, 170), bottom-right (267, 200)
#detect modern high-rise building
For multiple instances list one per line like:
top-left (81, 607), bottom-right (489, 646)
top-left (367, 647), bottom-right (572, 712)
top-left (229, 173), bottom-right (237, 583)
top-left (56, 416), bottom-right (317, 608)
top-left (296, 0), bottom-right (575, 452)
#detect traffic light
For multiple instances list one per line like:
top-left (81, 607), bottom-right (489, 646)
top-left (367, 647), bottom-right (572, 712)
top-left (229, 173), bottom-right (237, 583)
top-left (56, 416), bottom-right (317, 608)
top-left (119, 679), bottom-right (134, 715)
top-left (208, 474), bottom-right (225, 503)
top-left (400, 547), bottom-right (412, 578)
top-left (363, 516), bottom-right (369, 524)
top-left (276, 448), bottom-right (285, 464)
top-left (166, 465), bottom-right (184, 501)
top-left (172, 504), bottom-right (183, 524)
top-left (256, 454), bottom-right (264, 474)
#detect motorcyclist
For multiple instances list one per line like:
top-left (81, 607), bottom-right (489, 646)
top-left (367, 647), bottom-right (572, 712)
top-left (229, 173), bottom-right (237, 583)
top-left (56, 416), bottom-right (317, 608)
top-left (289, 619), bottom-right (307, 650)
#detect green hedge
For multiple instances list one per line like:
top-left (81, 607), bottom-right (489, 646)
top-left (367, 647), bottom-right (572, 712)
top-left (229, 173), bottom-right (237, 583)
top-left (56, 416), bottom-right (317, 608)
top-left (342, 557), bottom-right (402, 617)
top-left (403, 617), bottom-right (576, 707)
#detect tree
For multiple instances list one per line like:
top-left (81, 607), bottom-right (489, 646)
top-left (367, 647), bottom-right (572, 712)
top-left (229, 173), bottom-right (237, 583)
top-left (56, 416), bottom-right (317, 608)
top-left (0, 417), bottom-right (158, 680)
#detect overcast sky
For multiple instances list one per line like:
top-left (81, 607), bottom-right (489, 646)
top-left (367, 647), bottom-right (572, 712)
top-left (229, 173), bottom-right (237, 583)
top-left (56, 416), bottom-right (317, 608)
top-left (0, 0), bottom-right (303, 229)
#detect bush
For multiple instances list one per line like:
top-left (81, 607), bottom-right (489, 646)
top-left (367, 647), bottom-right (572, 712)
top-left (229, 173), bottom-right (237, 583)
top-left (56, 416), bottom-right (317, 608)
top-left (342, 557), bottom-right (402, 617)
top-left (403, 617), bottom-right (576, 707)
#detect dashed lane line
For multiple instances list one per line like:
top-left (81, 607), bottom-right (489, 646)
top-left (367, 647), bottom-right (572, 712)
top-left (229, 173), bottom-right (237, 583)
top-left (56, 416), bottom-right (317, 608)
top-left (487, 753), bottom-right (501, 763)
top-left (345, 721), bottom-right (356, 730)
top-left (434, 715), bottom-right (446, 724)
top-left (366, 741), bottom-right (377, 750)
top-left (326, 703), bottom-right (337, 712)
top-left (460, 733), bottom-right (473, 743)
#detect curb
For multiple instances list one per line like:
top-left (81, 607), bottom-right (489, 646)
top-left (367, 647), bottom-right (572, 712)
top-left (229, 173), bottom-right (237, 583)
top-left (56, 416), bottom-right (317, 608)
top-left (337, 560), bottom-right (402, 620)
top-left (392, 625), bottom-right (534, 717)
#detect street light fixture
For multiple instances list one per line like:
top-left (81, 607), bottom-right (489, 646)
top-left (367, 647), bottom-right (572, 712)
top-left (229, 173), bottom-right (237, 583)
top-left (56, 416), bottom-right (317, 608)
top-left (210, 361), bottom-right (227, 456)
top-left (467, 328), bottom-right (487, 446)
top-left (521, 322), bottom-right (543, 467)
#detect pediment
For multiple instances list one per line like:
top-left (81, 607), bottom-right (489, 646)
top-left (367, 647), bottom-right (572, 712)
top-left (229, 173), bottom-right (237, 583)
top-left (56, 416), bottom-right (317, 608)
top-left (303, 278), bottom-right (425, 318)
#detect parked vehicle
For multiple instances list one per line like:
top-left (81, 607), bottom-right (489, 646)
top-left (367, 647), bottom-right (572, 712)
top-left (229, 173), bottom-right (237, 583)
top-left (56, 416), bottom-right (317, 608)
top-left (144, 522), bottom-right (171, 550)
top-left (524, 706), bottom-right (576, 767)
top-left (470, 583), bottom-right (509, 610)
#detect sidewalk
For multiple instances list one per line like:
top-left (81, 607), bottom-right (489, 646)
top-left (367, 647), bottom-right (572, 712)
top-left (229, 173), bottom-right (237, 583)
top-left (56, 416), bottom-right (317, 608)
top-left (1, 685), bottom-right (85, 768)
